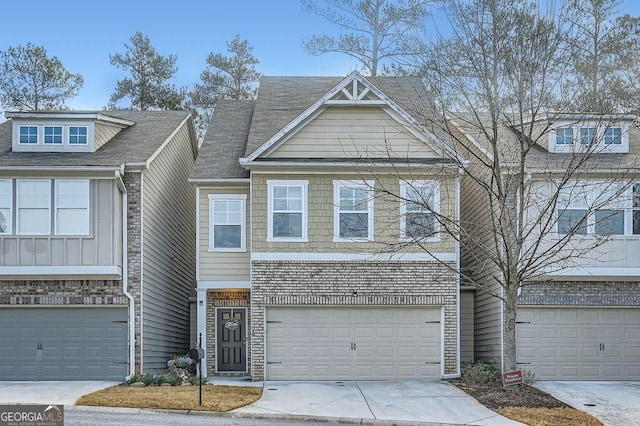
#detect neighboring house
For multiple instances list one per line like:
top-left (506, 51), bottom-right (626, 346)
top-left (191, 71), bottom-right (470, 381)
top-left (457, 113), bottom-right (640, 380)
top-left (0, 110), bottom-right (197, 380)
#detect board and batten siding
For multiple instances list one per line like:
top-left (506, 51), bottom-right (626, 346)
top-left (0, 179), bottom-right (120, 269)
top-left (268, 106), bottom-right (441, 159)
top-left (251, 172), bottom-right (457, 254)
top-left (198, 186), bottom-right (251, 282)
top-left (141, 121), bottom-right (196, 371)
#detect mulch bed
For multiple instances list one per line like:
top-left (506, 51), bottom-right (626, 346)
top-left (454, 381), bottom-right (570, 411)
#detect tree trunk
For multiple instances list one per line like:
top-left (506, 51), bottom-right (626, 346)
top-left (502, 285), bottom-right (518, 373)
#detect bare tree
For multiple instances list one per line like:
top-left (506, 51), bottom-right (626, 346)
top-left (352, 0), bottom-right (639, 374)
top-left (302, 0), bottom-right (432, 76)
top-left (0, 43), bottom-right (83, 111)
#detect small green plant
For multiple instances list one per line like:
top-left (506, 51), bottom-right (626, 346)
top-left (156, 374), bottom-right (166, 385)
top-left (141, 374), bottom-right (154, 386)
top-left (461, 360), bottom-right (501, 386)
top-left (188, 375), bottom-right (204, 385)
top-left (126, 375), bottom-right (138, 384)
top-left (165, 375), bottom-right (178, 386)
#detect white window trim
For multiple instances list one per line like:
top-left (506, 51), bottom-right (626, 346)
top-left (44, 125), bottom-right (63, 144)
top-left (0, 179), bottom-right (12, 234)
top-left (267, 180), bottom-right (308, 242)
top-left (68, 126), bottom-right (89, 145)
top-left (18, 126), bottom-right (38, 144)
top-left (16, 179), bottom-right (51, 236)
top-left (400, 180), bottom-right (441, 242)
top-left (549, 122), bottom-right (629, 154)
top-left (333, 179), bottom-right (375, 242)
top-left (12, 122), bottom-right (94, 152)
top-left (54, 179), bottom-right (90, 236)
top-left (208, 194), bottom-right (247, 252)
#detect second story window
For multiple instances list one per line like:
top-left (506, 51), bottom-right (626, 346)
top-left (334, 180), bottom-right (374, 242)
top-left (44, 126), bottom-right (63, 144)
top-left (55, 180), bottom-right (90, 235)
top-left (17, 179), bottom-right (51, 235)
top-left (19, 126), bottom-right (38, 144)
top-left (267, 180), bottom-right (308, 241)
top-left (400, 181), bottom-right (440, 241)
top-left (209, 194), bottom-right (246, 251)
top-left (557, 183), bottom-right (625, 236)
top-left (633, 184), bottom-right (640, 235)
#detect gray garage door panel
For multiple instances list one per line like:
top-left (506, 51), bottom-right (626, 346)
top-left (0, 307), bottom-right (128, 381)
top-left (517, 308), bottom-right (640, 380)
top-left (266, 306), bottom-right (441, 381)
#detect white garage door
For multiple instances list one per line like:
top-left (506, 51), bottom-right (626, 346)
top-left (266, 306), bottom-right (441, 380)
top-left (0, 307), bottom-right (128, 381)
top-left (517, 307), bottom-right (640, 380)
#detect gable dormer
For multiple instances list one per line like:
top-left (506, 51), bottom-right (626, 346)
top-left (5, 111), bottom-right (134, 153)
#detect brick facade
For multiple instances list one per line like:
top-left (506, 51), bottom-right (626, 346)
top-left (519, 281), bottom-right (640, 306)
top-left (0, 280), bottom-right (127, 304)
top-left (250, 260), bottom-right (458, 381)
top-left (205, 289), bottom-right (251, 377)
top-left (124, 172), bottom-right (143, 374)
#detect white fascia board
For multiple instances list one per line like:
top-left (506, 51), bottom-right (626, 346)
top-left (188, 178), bottom-right (250, 184)
top-left (0, 265), bottom-right (122, 279)
top-left (5, 111), bottom-right (135, 127)
top-left (251, 252), bottom-right (456, 262)
top-left (543, 267), bottom-right (640, 279)
top-left (0, 166), bottom-right (123, 173)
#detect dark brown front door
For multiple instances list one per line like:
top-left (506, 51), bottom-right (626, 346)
top-left (216, 308), bottom-right (246, 372)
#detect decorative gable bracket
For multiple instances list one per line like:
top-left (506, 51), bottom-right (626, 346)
top-left (326, 78), bottom-right (386, 105)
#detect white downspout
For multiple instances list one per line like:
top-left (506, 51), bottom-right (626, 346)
top-left (117, 169), bottom-right (136, 379)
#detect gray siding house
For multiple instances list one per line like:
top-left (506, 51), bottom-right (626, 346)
top-left (0, 110), bottom-right (197, 380)
top-left (191, 72), bottom-right (470, 381)
top-left (455, 113), bottom-right (640, 380)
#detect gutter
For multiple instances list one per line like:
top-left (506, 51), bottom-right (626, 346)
top-left (116, 168), bottom-right (136, 380)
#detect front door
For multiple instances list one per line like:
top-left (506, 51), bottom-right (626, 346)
top-left (216, 308), bottom-right (247, 372)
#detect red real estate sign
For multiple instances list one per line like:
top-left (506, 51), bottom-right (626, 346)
top-left (502, 370), bottom-right (523, 386)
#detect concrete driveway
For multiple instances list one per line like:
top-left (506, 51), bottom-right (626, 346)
top-left (233, 380), bottom-right (524, 425)
top-left (535, 381), bottom-right (640, 426)
top-left (0, 381), bottom-right (119, 405)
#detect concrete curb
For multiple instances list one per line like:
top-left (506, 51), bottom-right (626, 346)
top-left (68, 405), bottom-right (464, 425)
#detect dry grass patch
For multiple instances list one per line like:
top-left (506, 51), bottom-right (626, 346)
top-left (497, 407), bottom-right (603, 426)
top-left (76, 384), bottom-right (262, 412)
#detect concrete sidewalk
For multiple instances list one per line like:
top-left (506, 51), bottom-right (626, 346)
top-left (232, 380), bottom-right (524, 425)
top-left (0, 381), bottom-right (120, 405)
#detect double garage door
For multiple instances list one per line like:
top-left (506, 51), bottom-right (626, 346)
top-left (0, 307), bottom-right (128, 381)
top-left (266, 306), bottom-right (441, 380)
top-left (517, 307), bottom-right (640, 380)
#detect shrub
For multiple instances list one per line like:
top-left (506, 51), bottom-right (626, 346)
top-left (165, 375), bottom-right (178, 386)
top-left (461, 360), bottom-right (501, 386)
top-left (141, 374), bottom-right (154, 386)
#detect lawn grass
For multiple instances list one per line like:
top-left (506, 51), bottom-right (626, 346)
top-left (76, 384), bottom-right (262, 412)
top-left (497, 407), bottom-right (604, 426)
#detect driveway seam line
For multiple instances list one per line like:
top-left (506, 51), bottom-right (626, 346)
top-left (354, 381), bottom-right (376, 419)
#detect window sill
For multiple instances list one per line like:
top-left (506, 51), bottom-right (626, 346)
top-left (400, 236), bottom-right (441, 243)
top-left (208, 248), bottom-right (247, 253)
top-left (333, 237), bottom-right (375, 243)
top-left (266, 238), bottom-right (309, 243)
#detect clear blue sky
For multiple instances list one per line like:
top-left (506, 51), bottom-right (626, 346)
top-left (2, 0), bottom-right (640, 114)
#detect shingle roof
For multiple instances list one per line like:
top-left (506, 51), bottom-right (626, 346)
top-left (0, 110), bottom-right (190, 168)
top-left (191, 100), bottom-right (255, 180)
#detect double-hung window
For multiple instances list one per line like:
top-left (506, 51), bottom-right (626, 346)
top-left (334, 180), bottom-right (374, 241)
top-left (55, 180), bottom-right (90, 235)
top-left (593, 183), bottom-right (624, 235)
top-left (267, 180), bottom-right (307, 241)
top-left (400, 181), bottom-right (440, 241)
top-left (17, 179), bottom-right (51, 235)
top-left (634, 184), bottom-right (640, 235)
top-left (0, 180), bottom-right (12, 234)
top-left (209, 194), bottom-right (246, 251)
top-left (557, 185), bottom-right (588, 234)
